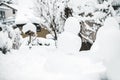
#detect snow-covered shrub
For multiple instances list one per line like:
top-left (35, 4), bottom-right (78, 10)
top-left (4, 25), bottom-right (22, 50)
top-left (94, 1), bottom-right (115, 21)
top-left (12, 28), bottom-right (22, 49)
top-left (0, 25), bottom-right (12, 54)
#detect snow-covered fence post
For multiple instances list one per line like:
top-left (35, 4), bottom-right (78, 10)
top-left (26, 30), bottom-right (36, 45)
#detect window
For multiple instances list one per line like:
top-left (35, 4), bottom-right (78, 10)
top-left (36, 24), bottom-right (41, 32)
top-left (0, 11), bottom-right (5, 20)
top-left (13, 10), bottom-right (15, 14)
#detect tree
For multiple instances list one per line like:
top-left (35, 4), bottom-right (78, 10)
top-left (34, 0), bottom-right (69, 42)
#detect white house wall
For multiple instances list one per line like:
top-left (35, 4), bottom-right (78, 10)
top-left (5, 9), bottom-right (15, 18)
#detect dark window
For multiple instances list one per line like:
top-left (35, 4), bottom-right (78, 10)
top-left (0, 11), bottom-right (5, 19)
top-left (0, 27), bottom-right (2, 31)
top-left (13, 10), bottom-right (15, 14)
top-left (33, 23), bottom-right (41, 32)
top-left (36, 25), bottom-right (41, 32)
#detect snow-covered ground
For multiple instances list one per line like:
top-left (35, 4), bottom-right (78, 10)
top-left (0, 46), bottom-right (106, 80)
top-left (1, 0), bottom-right (120, 80)
top-left (0, 16), bottom-right (107, 80)
top-left (0, 16), bottom-right (120, 80)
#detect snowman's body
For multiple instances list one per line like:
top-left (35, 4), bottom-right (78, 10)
top-left (57, 17), bottom-right (82, 53)
top-left (91, 17), bottom-right (120, 80)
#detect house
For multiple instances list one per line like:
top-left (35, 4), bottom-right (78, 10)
top-left (0, 2), bottom-right (17, 24)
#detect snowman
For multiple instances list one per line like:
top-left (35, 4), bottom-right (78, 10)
top-left (57, 17), bottom-right (82, 53)
top-left (91, 17), bottom-right (120, 80)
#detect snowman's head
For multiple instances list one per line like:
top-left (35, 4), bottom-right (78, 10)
top-left (64, 17), bottom-right (80, 35)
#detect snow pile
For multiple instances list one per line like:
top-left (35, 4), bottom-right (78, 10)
top-left (57, 17), bottom-right (82, 53)
top-left (46, 34), bottom-right (54, 39)
top-left (0, 46), bottom-right (106, 80)
top-left (21, 37), bottom-right (55, 47)
top-left (91, 17), bottom-right (120, 80)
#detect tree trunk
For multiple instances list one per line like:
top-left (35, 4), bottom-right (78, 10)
top-left (50, 17), bottom-right (58, 47)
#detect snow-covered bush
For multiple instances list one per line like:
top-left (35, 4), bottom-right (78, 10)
top-left (0, 24), bottom-right (12, 54)
top-left (12, 28), bottom-right (22, 49)
top-left (4, 25), bottom-right (22, 50)
top-left (0, 25), bottom-right (22, 51)
top-left (0, 31), bottom-right (12, 54)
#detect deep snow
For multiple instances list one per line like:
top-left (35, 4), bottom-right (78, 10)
top-left (0, 46), bottom-right (106, 80)
top-left (0, 0), bottom-right (120, 79)
top-left (0, 16), bottom-right (106, 80)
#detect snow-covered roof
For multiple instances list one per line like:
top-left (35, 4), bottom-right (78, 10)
top-left (0, 2), bottom-right (17, 10)
top-left (15, 3), bottom-right (43, 25)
